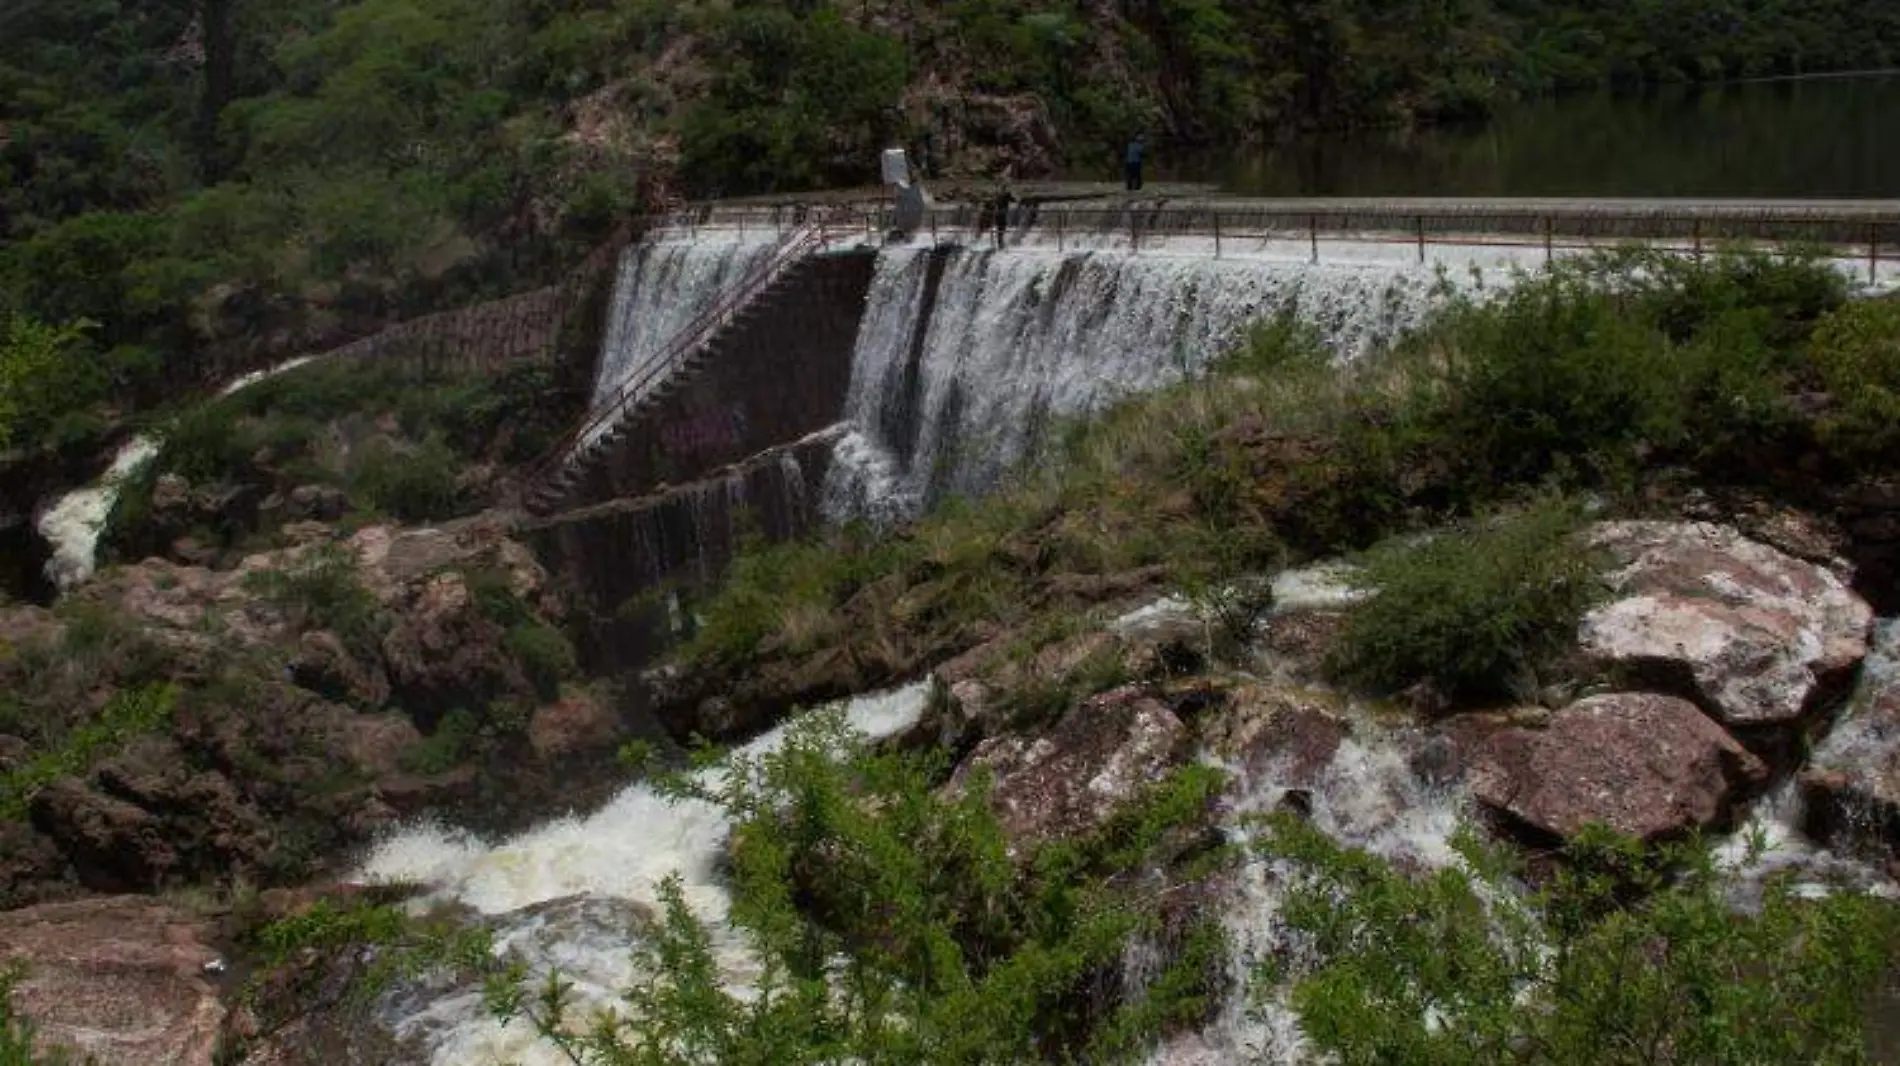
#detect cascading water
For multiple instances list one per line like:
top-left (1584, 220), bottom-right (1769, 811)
top-left (821, 241), bottom-right (1476, 525)
top-left (356, 683), bottom-right (930, 1066)
top-left (586, 235), bottom-right (780, 441)
top-left (35, 355), bottom-right (318, 592)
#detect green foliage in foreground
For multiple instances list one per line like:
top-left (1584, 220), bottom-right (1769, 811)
top-left (0, 963), bottom-right (74, 1066)
top-left (1265, 816), bottom-right (1900, 1066)
top-left (1809, 297), bottom-right (1900, 460)
top-left (490, 712), bottom-right (1227, 1064)
top-left (0, 684), bottom-right (177, 822)
top-left (1329, 496), bottom-right (1605, 703)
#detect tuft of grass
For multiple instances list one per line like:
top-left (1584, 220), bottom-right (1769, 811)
top-left (505, 622), bottom-right (576, 702)
top-left (1326, 495), bottom-right (1604, 705)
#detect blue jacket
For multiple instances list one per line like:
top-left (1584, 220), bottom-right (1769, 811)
top-left (1125, 140), bottom-right (1145, 165)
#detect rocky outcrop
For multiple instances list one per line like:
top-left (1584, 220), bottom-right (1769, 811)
top-left (528, 692), bottom-right (621, 759)
top-left (950, 687), bottom-right (1189, 849)
top-left (1471, 692), bottom-right (1768, 841)
top-left (380, 571), bottom-right (529, 722)
top-left (1578, 522), bottom-right (1872, 728)
top-left (1801, 621), bottom-right (1900, 859)
top-left (0, 897), bottom-right (226, 1066)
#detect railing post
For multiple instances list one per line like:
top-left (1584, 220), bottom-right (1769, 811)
top-left (1213, 209), bottom-right (1222, 259)
top-left (1872, 222), bottom-right (1881, 287)
top-left (930, 208), bottom-right (938, 247)
top-left (1131, 209), bottom-right (1140, 254)
top-left (1309, 214), bottom-right (1318, 264)
top-left (1544, 216), bottom-right (1554, 264)
top-left (1692, 218), bottom-right (1702, 261)
top-left (1416, 214), bottom-right (1426, 264)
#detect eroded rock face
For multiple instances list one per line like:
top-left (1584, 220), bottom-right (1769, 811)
top-left (528, 692), bottom-right (621, 759)
top-left (1578, 521), bottom-right (1873, 727)
top-left (0, 897), bottom-right (226, 1066)
top-left (950, 687), bottom-right (1188, 849)
top-left (1471, 692), bottom-right (1768, 841)
top-left (1802, 621), bottom-right (1900, 858)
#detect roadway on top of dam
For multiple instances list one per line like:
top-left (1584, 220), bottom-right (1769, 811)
top-left (707, 181), bottom-right (1900, 220)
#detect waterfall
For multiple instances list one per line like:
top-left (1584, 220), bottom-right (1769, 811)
top-left (588, 236), bottom-right (780, 433)
top-left (357, 683), bottom-right (930, 1066)
top-left (821, 243), bottom-right (1471, 524)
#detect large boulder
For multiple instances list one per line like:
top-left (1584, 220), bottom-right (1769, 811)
top-left (1471, 692), bottom-right (1768, 841)
top-left (949, 687), bottom-right (1189, 850)
top-left (1801, 621), bottom-right (1900, 859)
top-left (0, 897), bottom-right (226, 1066)
top-left (1578, 521), bottom-right (1873, 727)
top-left (380, 571), bottom-right (529, 721)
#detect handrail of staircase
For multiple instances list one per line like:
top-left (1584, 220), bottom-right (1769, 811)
top-left (523, 219), bottom-right (833, 495)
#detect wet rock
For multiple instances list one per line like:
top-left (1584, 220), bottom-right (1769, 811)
top-left (1578, 521), bottom-right (1873, 727)
top-left (1471, 692), bottom-right (1767, 841)
top-left (528, 691), bottom-right (621, 759)
top-left (0, 897), bottom-right (225, 1066)
top-left (1801, 621), bottom-right (1900, 859)
top-left (1202, 682), bottom-right (1348, 789)
top-left (949, 687), bottom-right (1189, 850)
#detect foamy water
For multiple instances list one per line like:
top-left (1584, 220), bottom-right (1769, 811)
top-left (356, 683), bottom-right (931, 1066)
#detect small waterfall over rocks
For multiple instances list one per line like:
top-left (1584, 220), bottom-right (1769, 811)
top-left (822, 243), bottom-right (1469, 524)
top-left (356, 683), bottom-right (931, 1066)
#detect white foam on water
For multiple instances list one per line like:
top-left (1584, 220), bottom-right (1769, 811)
top-left (358, 683), bottom-right (932, 1066)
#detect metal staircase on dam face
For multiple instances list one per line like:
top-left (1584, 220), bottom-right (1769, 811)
top-left (522, 223), bottom-right (831, 516)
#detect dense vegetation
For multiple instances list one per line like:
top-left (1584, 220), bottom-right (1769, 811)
top-left (1266, 817), bottom-right (1900, 1065)
top-left (4, 0), bottom-right (1900, 459)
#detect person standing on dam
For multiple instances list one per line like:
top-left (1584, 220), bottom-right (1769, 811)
top-left (1124, 134), bottom-right (1145, 191)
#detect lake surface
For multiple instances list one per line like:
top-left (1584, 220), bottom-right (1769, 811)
top-left (1204, 71), bottom-right (1900, 199)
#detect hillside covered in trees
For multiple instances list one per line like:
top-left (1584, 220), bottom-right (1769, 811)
top-left (4, 0), bottom-right (1900, 455)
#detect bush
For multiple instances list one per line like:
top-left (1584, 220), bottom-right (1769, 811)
top-left (1808, 297), bottom-right (1900, 460)
top-left (400, 707), bottom-right (478, 776)
top-left (350, 435), bottom-right (463, 522)
top-left (1328, 496), bottom-right (1603, 703)
top-left (1263, 815), bottom-right (1900, 1066)
top-left (0, 684), bottom-right (177, 821)
top-left (495, 713), bottom-right (1227, 1065)
top-left (505, 622), bottom-right (576, 702)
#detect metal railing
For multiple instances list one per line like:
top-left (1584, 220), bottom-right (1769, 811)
top-left (658, 199), bottom-right (1900, 283)
top-left (523, 221), bottom-right (833, 503)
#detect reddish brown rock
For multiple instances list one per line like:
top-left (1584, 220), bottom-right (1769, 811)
top-left (528, 692), bottom-right (621, 759)
top-left (1471, 692), bottom-right (1767, 841)
top-left (1578, 521), bottom-right (1873, 726)
top-left (0, 897), bottom-right (225, 1066)
top-left (290, 630), bottom-right (390, 709)
top-left (950, 687), bottom-right (1189, 849)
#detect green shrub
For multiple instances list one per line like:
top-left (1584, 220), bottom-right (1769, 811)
top-left (1809, 297), bottom-right (1900, 460)
top-left (1263, 815), bottom-right (1900, 1066)
top-left (350, 435), bottom-right (463, 522)
top-left (505, 622), bottom-right (576, 702)
top-left (400, 707), bottom-right (478, 776)
top-left (496, 713), bottom-right (1226, 1065)
top-left (1328, 496), bottom-right (1603, 703)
